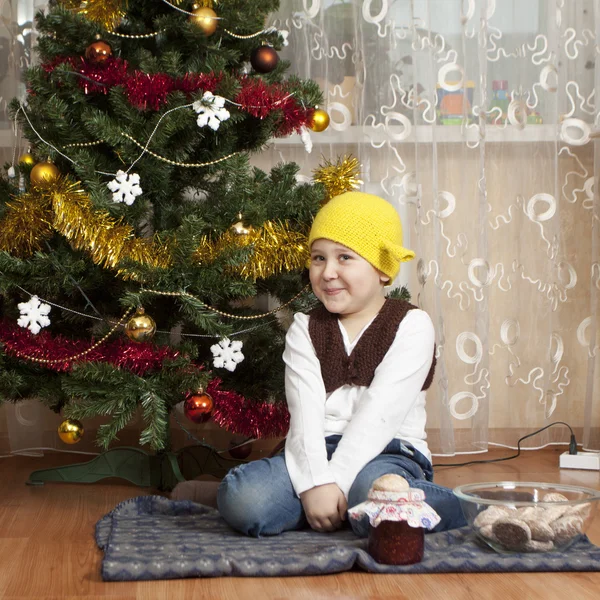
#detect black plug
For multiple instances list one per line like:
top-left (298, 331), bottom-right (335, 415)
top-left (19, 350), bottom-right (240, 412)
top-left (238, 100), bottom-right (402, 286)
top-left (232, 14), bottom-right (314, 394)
top-left (569, 433), bottom-right (578, 455)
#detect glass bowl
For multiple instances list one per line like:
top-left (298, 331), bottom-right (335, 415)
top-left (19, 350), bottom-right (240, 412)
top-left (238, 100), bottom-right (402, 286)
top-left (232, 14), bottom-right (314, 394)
top-left (453, 481), bottom-right (600, 553)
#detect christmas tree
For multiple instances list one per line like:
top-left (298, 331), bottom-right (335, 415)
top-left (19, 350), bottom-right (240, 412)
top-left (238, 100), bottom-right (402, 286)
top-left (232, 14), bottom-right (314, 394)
top-left (0, 0), bottom-right (349, 453)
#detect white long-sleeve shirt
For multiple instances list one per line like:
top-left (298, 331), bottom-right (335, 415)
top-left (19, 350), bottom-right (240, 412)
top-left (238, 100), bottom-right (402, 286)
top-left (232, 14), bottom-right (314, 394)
top-left (283, 308), bottom-right (435, 498)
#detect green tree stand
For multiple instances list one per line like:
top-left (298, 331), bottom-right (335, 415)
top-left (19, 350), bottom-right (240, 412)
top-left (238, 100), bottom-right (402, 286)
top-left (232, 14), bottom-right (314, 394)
top-left (26, 445), bottom-right (247, 491)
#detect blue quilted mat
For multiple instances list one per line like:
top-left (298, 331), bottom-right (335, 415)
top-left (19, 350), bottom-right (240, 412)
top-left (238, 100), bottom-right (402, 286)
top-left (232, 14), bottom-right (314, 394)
top-left (95, 495), bottom-right (600, 581)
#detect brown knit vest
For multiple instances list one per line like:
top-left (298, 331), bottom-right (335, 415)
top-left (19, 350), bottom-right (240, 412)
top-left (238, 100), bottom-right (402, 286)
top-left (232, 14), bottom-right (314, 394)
top-left (308, 298), bottom-right (436, 393)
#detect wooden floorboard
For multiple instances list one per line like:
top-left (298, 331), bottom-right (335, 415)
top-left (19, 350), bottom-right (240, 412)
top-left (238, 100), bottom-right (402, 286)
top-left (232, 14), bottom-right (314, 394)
top-left (1, 447), bottom-right (599, 599)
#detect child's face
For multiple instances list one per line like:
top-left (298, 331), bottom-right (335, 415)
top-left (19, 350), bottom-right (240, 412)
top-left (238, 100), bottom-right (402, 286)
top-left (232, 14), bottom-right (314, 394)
top-left (309, 238), bottom-right (390, 320)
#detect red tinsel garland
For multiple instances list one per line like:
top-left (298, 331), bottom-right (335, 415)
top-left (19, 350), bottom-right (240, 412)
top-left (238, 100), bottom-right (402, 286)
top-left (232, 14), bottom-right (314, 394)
top-left (0, 320), bottom-right (290, 438)
top-left (42, 56), bottom-right (130, 95)
top-left (43, 57), bottom-right (311, 134)
top-left (123, 71), bottom-right (223, 111)
top-left (78, 57), bottom-right (130, 94)
top-left (124, 71), bottom-right (176, 111)
top-left (235, 77), bottom-right (291, 119)
top-left (233, 77), bottom-right (309, 135)
top-left (0, 319), bottom-right (179, 375)
top-left (177, 71), bottom-right (222, 95)
top-left (207, 378), bottom-right (289, 438)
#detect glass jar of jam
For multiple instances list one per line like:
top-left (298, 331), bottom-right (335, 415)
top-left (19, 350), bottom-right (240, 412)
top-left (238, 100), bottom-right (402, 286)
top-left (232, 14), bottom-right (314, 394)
top-left (368, 519), bottom-right (424, 565)
top-left (348, 475), bottom-right (440, 566)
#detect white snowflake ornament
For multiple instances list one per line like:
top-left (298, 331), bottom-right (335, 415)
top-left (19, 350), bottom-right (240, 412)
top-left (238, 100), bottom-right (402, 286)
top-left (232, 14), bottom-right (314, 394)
top-left (107, 170), bottom-right (143, 205)
top-left (210, 337), bottom-right (244, 372)
top-left (193, 91), bottom-right (231, 131)
top-left (265, 26), bottom-right (289, 46)
top-left (18, 295), bottom-right (51, 335)
top-left (300, 126), bottom-right (313, 153)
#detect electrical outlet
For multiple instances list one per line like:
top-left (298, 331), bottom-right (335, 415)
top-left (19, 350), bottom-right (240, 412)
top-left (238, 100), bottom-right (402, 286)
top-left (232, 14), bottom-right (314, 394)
top-left (559, 451), bottom-right (600, 471)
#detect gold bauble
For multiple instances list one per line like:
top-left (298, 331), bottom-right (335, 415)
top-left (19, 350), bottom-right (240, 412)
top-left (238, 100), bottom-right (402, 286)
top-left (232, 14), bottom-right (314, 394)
top-left (58, 418), bottom-right (84, 444)
top-left (30, 161), bottom-right (60, 188)
top-left (18, 152), bottom-right (35, 167)
top-left (309, 108), bottom-right (330, 132)
top-left (124, 307), bottom-right (157, 342)
top-left (189, 6), bottom-right (218, 36)
top-left (231, 213), bottom-right (254, 236)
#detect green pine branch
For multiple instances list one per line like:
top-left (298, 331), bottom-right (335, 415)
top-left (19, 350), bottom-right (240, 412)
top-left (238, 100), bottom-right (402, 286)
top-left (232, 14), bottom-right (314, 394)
top-left (139, 389), bottom-right (169, 451)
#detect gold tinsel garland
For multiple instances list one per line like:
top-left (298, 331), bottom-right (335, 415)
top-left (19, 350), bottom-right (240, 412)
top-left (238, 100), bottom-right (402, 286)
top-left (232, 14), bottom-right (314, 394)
top-left (0, 179), bottom-right (309, 281)
top-left (0, 193), bottom-right (55, 256)
top-left (0, 179), bottom-right (171, 277)
top-left (313, 155), bottom-right (363, 204)
top-left (60, 0), bottom-right (127, 30)
top-left (49, 180), bottom-right (172, 276)
top-left (194, 221), bottom-right (310, 280)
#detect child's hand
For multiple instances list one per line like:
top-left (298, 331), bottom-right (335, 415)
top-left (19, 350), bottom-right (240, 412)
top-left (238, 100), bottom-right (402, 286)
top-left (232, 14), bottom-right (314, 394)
top-left (300, 483), bottom-right (347, 532)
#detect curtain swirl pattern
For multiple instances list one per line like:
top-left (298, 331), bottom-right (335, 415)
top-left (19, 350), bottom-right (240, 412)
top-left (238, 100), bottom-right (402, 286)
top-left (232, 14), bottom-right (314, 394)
top-left (266, 0), bottom-right (600, 454)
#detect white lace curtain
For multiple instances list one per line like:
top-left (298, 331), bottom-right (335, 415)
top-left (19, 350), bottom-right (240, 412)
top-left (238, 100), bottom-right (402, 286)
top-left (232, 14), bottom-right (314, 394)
top-left (1, 0), bottom-right (599, 456)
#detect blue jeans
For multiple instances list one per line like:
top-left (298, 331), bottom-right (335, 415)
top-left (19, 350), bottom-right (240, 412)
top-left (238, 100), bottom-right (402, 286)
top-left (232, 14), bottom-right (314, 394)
top-left (217, 435), bottom-right (466, 537)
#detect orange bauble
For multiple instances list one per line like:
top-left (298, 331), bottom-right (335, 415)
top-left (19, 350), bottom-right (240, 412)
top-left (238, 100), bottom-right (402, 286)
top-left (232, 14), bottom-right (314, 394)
top-left (85, 39), bottom-right (112, 64)
top-left (250, 45), bottom-right (279, 74)
top-left (184, 392), bottom-right (214, 423)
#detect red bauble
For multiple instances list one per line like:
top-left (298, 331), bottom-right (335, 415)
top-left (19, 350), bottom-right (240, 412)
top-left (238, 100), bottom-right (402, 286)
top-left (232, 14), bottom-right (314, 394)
top-left (250, 46), bottom-right (279, 74)
top-left (228, 437), bottom-right (253, 460)
top-left (184, 392), bottom-right (214, 424)
top-left (85, 39), bottom-right (112, 64)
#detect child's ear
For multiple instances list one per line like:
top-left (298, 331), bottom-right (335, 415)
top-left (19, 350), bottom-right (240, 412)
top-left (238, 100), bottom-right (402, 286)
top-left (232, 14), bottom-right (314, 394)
top-left (379, 273), bottom-right (391, 284)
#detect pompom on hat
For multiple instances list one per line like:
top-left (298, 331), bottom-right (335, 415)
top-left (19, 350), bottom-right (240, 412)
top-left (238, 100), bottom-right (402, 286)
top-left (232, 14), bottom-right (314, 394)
top-left (308, 191), bottom-right (415, 280)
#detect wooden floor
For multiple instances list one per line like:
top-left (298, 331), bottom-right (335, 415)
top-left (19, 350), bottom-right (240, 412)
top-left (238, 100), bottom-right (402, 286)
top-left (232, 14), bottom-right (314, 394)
top-left (1, 447), bottom-right (600, 599)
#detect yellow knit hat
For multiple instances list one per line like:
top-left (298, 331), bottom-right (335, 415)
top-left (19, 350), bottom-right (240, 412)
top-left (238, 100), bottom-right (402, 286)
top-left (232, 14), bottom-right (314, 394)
top-left (308, 191), bottom-right (415, 280)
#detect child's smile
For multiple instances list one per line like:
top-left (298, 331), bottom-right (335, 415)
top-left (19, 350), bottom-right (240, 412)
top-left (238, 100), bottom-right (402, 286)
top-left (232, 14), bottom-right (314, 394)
top-left (309, 238), bottom-right (390, 326)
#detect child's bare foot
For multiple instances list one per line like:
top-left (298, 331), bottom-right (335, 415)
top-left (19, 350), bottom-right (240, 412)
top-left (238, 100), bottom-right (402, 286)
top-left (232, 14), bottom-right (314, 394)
top-left (170, 480), bottom-right (220, 507)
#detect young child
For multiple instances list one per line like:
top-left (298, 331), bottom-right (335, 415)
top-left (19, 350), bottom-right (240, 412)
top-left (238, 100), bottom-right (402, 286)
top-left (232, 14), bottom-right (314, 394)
top-left (173, 191), bottom-right (466, 537)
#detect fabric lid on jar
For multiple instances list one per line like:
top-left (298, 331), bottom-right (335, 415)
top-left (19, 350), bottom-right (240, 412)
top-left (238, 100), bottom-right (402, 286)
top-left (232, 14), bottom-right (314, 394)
top-left (348, 488), bottom-right (441, 529)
